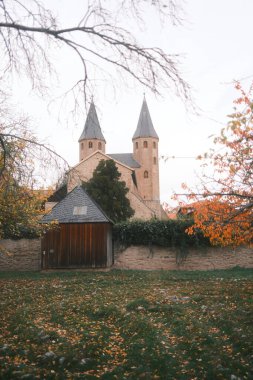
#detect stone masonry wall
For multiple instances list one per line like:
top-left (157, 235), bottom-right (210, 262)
top-left (129, 192), bottom-right (156, 220)
top-left (1, 239), bottom-right (252, 272)
top-left (0, 239), bottom-right (41, 271)
top-left (113, 245), bottom-right (253, 271)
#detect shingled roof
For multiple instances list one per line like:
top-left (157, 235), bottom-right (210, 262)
top-left (108, 153), bottom-right (140, 168)
top-left (132, 97), bottom-right (158, 140)
top-left (41, 186), bottom-right (111, 224)
top-left (78, 101), bottom-right (106, 142)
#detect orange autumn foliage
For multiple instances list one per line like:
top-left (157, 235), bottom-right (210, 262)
top-left (187, 198), bottom-right (253, 246)
top-left (184, 82), bottom-right (253, 246)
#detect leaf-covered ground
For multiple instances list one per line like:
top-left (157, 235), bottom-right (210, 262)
top-left (0, 268), bottom-right (252, 379)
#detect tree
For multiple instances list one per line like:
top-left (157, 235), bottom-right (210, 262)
top-left (0, 0), bottom-right (192, 192)
top-left (183, 82), bottom-right (253, 246)
top-left (0, 0), bottom-right (190, 234)
top-left (0, 91), bottom-right (68, 181)
top-left (0, 98), bottom-right (67, 238)
top-left (0, 0), bottom-right (191, 106)
top-left (0, 180), bottom-right (49, 239)
top-left (84, 159), bottom-right (134, 223)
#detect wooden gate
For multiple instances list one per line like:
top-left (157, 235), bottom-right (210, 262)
top-left (41, 223), bottom-right (110, 269)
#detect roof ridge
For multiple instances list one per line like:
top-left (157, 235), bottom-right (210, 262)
top-left (80, 185), bottom-right (114, 223)
top-left (41, 186), bottom-right (112, 224)
top-left (71, 151), bottom-right (138, 171)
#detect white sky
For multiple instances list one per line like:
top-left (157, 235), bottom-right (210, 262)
top-left (13, 0), bottom-right (253, 205)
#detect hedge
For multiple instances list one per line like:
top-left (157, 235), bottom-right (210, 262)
top-left (113, 219), bottom-right (210, 249)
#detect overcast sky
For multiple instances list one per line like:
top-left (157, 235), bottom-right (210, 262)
top-left (13, 0), bottom-right (253, 205)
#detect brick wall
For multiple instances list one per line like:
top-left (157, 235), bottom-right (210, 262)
top-left (113, 245), bottom-right (253, 271)
top-left (0, 239), bottom-right (41, 271)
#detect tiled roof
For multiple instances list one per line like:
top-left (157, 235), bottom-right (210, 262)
top-left (132, 97), bottom-right (158, 139)
top-left (78, 101), bottom-right (106, 142)
top-left (41, 186), bottom-right (111, 224)
top-left (108, 153), bottom-right (140, 168)
top-left (47, 184), bottom-right (67, 202)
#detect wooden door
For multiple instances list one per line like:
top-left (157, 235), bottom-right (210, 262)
top-left (41, 223), bottom-right (109, 269)
top-left (41, 228), bottom-right (61, 269)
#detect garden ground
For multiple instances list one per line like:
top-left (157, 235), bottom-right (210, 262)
top-left (0, 268), bottom-right (252, 379)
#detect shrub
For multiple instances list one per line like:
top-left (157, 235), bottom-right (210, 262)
top-left (113, 219), bottom-right (210, 249)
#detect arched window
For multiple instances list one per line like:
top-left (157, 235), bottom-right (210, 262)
top-left (98, 142), bottom-right (102, 150)
top-left (153, 157), bottom-right (157, 164)
top-left (88, 141), bottom-right (93, 148)
top-left (135, 142), bottom-right (138, 149)
top-left (153, 141), bottom-right (156, 148)
top-left (144, 170), bottom-right (149, 178)
top-left (143, 141), bottom-right (148, 148)
top-left (81, 142), bottom-right (84, 150)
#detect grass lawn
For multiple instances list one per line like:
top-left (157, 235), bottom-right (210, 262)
top-left (0, 268), bottom-right (252, 379)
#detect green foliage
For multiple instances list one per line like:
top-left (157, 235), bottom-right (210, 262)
top-left (113, 219), bottom-right (210, 248)
top-left (84, 159), bottom-right (134, 223)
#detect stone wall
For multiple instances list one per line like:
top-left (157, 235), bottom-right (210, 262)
top-left (113, 245), bottom-right (253, 271)
top-left (0, 239), bottom-right (41, 271)
top-left (1, 239), bottom-right (252, 272)
top-left (129, 192), bottom-right (157, 220)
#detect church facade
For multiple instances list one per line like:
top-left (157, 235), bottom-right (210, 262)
top-left (67, 98), bottom-right (164, 220)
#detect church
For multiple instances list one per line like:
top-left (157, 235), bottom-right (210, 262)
top-left (67, 97), bottom-right (164, 220)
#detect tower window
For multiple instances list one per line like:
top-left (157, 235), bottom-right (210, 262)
top-left (153, 157), bottom-right (157, 164)
top-left (135, 142), bottom-right (138, 149)
top-left (153, 141), bottom-right (156, 148)
top-left (98, 142), bottom-right (102, 150)
top-left (81, 142), bottom-right (84, 150)
top-left (143, 141), bottom-right (148, 148)
top-left (88, 141), bottom-right (93, 148)
top-left (144, 170), bottom-right (149, 178)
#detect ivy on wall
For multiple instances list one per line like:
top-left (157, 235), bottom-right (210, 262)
top-left (113, 219), bottom-right (210, 249)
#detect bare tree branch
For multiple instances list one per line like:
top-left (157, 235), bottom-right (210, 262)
top-left (0, 133), bottom-right (7, 177)
top-left (177, 192), bottom-right (253, 200)
top-left (1, 132), bottom-right (68, 166)
top-left (0, 112), bottom-right (69, 185)
top-left (0, 0), bottom-right (192, 107)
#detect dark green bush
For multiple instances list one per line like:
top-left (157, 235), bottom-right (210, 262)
top-left (113, 219), bottom-right (210, 249)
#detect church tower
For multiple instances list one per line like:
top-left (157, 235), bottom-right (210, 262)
top-left (132, 97), bottom-right (160, 207)
top-left (78, 101), bottom-right (106, 161)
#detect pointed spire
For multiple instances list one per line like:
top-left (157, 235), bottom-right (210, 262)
top-left (78, 101), bottom-right (106, 142)
top-left (132, 97), bottom-right (158, 140)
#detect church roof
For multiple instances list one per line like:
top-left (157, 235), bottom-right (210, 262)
top-left (47, 184), bottom-right (67, 202)
top-left (132, 97), bottom-right (159, 140)
top-left (41, 186), bottom-right (111, 224)
top-left (78, 101), bottom-right (106, 142)
top-left (108, 153), bottom-right (140, 168)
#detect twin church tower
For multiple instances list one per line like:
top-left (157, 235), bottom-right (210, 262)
top-left (68, 97), bottom-right (162, 219)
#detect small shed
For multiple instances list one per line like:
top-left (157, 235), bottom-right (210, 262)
top-left (40, 186), bottom-right (113, 269)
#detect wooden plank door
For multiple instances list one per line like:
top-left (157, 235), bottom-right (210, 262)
top-left (41, 228), bottom-right (61, 269)
top-left (41, 223), bottom-right (109, 269)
